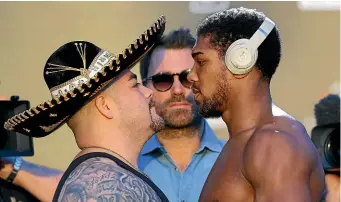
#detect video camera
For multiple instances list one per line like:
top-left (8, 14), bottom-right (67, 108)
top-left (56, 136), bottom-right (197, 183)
top-left (0, 96), bottom-right (38, 202)
top-left (311, 94), bottom-right (340, 174)
top-left (311, 123), bottom-right (340, 172)
top-left (0, 96), bottom-right (34, 157)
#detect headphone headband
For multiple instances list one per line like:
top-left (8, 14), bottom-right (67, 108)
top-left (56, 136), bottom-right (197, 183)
top-left (248, 17), bottom-right (276, 51)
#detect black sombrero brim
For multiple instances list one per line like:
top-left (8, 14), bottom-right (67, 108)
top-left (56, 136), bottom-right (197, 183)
top-left (4, 16), bottom-right (166, 138)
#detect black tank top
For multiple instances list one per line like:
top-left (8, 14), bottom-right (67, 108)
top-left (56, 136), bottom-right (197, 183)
top-left (53, 152), bottom-right (169, 202)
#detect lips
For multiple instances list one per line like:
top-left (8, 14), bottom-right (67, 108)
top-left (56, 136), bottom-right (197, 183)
top-left (169, 102), bottom-right (190, 107)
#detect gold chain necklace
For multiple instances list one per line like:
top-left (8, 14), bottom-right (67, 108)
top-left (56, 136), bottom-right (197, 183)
top-left (81, 146), bottom-right (150, 179)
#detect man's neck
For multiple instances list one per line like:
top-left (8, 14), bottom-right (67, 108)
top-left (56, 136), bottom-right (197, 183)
top-left (75, 127), bottom-right (147, 169)
top-left (222, 85), bottom-right (273, 138)
top-left (157, 119), bottom-right (204, 171)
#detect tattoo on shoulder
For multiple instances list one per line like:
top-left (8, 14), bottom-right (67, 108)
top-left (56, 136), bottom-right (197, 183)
top-left (56, 157), bottom-right (162, 202)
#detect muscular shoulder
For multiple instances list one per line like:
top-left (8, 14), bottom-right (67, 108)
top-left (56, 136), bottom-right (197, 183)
top-left (245, 116), bottom-right (315, 160)
top-left (242, 124), bottom-right (318, 184)
top-left (56, 157), bottom-right (161, 202)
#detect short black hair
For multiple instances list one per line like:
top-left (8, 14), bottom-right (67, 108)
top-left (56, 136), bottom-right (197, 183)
top-left (196, 7), bottom-right (282, 81)
top-left (140, 28), bottom-right (195, 85)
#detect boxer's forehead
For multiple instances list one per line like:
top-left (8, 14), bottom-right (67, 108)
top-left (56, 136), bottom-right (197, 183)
top-left (192, 36), bottom-right (217, 59)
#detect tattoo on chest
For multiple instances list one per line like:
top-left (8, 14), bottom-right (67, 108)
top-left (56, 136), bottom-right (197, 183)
top-left (57, 157), bottom-right (162, 202)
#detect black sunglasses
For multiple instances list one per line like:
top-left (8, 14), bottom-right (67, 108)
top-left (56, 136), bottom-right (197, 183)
top-left (143, 69), bottom-right (192, 92)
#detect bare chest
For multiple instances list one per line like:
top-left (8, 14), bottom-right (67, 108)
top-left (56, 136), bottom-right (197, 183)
top-left (200, 136), bottom-right (254, 202)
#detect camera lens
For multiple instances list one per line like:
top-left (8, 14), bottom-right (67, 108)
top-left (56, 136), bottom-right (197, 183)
top-left (324, 127), bottom-right (340, 168)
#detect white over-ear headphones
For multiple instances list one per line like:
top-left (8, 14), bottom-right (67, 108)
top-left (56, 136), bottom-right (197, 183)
top-left (225, 17), bottom-right (276, 75)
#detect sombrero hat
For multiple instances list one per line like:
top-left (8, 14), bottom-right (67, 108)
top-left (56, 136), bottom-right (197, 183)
top-left (4, 16), bottom-right (166, 138)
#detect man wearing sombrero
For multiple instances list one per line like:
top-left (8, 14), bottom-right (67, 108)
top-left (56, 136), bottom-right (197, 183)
top-left (3, 16), bottom-right (169, 202)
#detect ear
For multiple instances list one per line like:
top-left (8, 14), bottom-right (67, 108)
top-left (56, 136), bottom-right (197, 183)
top-left (94, 94), bottom-right (114, 119)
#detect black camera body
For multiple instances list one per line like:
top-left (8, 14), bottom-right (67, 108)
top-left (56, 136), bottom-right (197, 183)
top-left (311, 123), bottom-right (340, 172)
top-left (0, 96), bottom-right (34, 157)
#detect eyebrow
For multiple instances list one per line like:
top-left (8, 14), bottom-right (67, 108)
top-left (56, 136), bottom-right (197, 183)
top-left (128, 73), bottom-right (137, 81)
top-left (192, 51), bottom-right (204, 58)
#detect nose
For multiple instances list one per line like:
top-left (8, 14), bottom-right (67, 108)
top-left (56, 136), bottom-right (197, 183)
top-left (139, 84), bottom-right (153, 99)
top-left (171, 76), bottom-right (185, 96)
top-left (187, 67), bottom-right (198, 83)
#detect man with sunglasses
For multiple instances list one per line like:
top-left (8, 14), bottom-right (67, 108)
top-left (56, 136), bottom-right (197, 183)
top-left (0, 28), bottom-right (225, 202)
top-left (138, 28), bottom-right (225, 202)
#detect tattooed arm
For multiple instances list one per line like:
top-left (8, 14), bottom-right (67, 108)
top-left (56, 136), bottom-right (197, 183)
top-left (56, 157), bottom-right (162, 202)
top-left (0, 157), bottom-right (63, 202)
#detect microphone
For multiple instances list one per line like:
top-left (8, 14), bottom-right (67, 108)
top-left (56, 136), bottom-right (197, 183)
top-left (314, 94), bottom-right (340, 126)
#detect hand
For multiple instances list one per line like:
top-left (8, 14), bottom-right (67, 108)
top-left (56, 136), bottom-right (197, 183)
top-left (325, 173), bottom-right (340, 202)
top-left (0, 157), bottom-right (15, 180)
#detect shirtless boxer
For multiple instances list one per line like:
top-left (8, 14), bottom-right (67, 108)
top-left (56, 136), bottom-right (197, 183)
top-left (188, 7), bottom-right (326, 202)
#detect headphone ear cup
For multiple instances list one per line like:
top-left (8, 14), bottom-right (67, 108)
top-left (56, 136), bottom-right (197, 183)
top-left (224, 39), bottom-right (258, 75)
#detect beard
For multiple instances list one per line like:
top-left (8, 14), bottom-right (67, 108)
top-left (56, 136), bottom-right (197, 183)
top-left (197, 74), bottom-right (229, 118)
top-left (149, 101), bottom-right (165, 133)
top-left (154, 94), bottom-right (201, 129)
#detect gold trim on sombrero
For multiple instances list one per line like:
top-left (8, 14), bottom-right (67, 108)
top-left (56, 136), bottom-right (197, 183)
top-left (46, 43), bottom-right (90, 79)
top-left (90, 78), bottom-right (115, 98)
top-left (46, 64), bottom-right (90, 80)
top-left (139, 36), bottom-right (144, 45)
top-left (88, 50), bottom-right (115, 77)
top-left (26, 110), bottom-right (34, 117)
top-left (3, 15), bottom-right (166, 136)
top-left (39, 116), bottom-right (69, 133)
top-left (133, 41), bottom-right (139, 50)
top-left (50, 75), bottom-right (86, 94)
top-left (49, 50), bottom-right (116, 100)
top-left (46, 100), bottom-right (55, 108)
top-left (49, 113), bottom-right (57, 117)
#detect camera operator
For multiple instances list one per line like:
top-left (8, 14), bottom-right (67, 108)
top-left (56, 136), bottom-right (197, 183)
top-left (0, 96), bottom-right (39, 202)
top-left (312, 94), bottom-right (340, 202)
